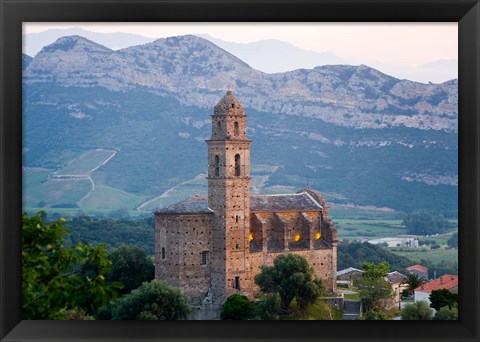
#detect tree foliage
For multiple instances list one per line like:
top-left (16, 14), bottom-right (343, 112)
top-left (106, 245), bottom-right (154, 295)
top-left (402, 273), bottom-right (427, 295)
top-left (361, 262), bottom-right (389, 279)
top-left (64, 216), bottom-right (155, 254)
top-left (255, 295), bottom-right (281, 320)
top-left (337, 241), bottom-right (411, 271)
top-left (220, 294), bottom-right (255, 320)
top-left (254, 254), bottom-right (323, 313)
top-left (433, 305), bottom-right (458, 320)
top-left (401, 301), bottom-right (433, 320)
top-left (447, 232), bottom-right (458, 248)
top-left (429, 289), bottom-right (458, 311)
top-left (363, 310), bottom-right (388, 320)
top-left (354, 262), bottom-right (392, 312)
top-left (402, 211), bottom-right (451, 235)
top-left (111, 280), bottom-right (191, 320)
top-left (22, 212), bottom-right (122, 319)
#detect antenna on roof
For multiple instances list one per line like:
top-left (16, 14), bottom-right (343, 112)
top-left (306, 173), bottom-right (309, 187)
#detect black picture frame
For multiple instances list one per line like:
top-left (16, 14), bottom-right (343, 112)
top-left (1, 0), bottom-right (479, 341)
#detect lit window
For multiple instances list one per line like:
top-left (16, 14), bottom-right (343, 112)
top-left (248, 233), bottom-right (253, 241)
top-left (294, 233), bottom-right (301, 242)
top-left (201, 251), bottom-right (208, 265)
top-left (315, 232), bottom-right (321, 240)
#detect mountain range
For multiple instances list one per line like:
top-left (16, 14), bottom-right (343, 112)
top-left (22, 35), bottom-right (458, 215)
top-left (24, 28), bottom-right (457, 83)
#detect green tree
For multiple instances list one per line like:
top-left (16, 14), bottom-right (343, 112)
top-left (363, 310), bottom-right (387, 320)
top-left (22, 212), bottom-right (122, 319)
top-left (255, 295), bottom-right (281, 320)
top-left (447, 232), bottom-right (458, 248)
top-left (401, 301), bottom-right (433, 320)
top-left (429, 289), bottom-right (458, 311)
top-left (221, 294), bottom-right (255, 320)
top-left (254, 254), bottom-right (323, 313)
top-left (402, 273), bottom-right (427, 295)
top-left (106, 245), bottom-right (154, 295)
top-left (354, 262), bottom-right (392, 312)
top-left (402, 211), bottom-right (450, 235)
top-left (361, 262), bottom-right (389, 279)
top-left (433, 305), bottom-right (458, 320)
top-left (111, 280), bottom-right (191, 320)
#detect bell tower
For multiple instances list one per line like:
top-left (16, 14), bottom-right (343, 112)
top-left (206, 91), bottom-right (252, 303)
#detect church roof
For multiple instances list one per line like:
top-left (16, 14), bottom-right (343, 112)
top-left (155, 195), bottom-right (213, 215)
top-left (250, 192), bottom-right (323, 212)
top-left (155, 191), bottom-right (323, 215)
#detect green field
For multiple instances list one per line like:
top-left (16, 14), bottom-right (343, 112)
top-left (390, 246), bottom-right (458, 266)
top-left (57, 149), bottom-right (115, 175)
top-left (334, 218), bottom-right (407, 240)
top-left (78, 185), bottom-right (146, 210)
top-left (23, 168), bottom-right (91, 208)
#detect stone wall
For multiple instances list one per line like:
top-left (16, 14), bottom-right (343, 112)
top-left (154, 213), bottom-right (213, 304)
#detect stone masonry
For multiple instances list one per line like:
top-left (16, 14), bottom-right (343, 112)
top-left (155, 91), bottom-right (337, 318)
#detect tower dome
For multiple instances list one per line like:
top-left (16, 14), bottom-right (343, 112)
top-left (214, 91), bottom-right (245, 116)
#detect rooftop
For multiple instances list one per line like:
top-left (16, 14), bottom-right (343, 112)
top-left (337, 267), bottom-right (363, 276)
top-left (213, 91), bottom-right (245, 116)
top-left (415, 274), bottom-right (458, 293)
top-left (406, 264), bottom-right (428, 273)
top-left (155, 195), bottom-right (213, 215)
top-left (155, 191), bottom-right (323, 215)
top-left (250, 192), bottom-right (323, 212)
top-left (385, 271), bottom-right (407, 284)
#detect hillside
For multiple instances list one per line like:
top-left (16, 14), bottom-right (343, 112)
top-left (22, 35), bottom-right (458, 214)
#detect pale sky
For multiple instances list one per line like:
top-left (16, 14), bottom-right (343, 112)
top-left (24, 22), bottom-right (457, 68)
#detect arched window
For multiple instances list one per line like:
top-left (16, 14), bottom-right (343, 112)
top-left (214, 155), bottom-right (220, 176)
top-left (161, 247), bottom-right (166, 260)
top-left (234, 121), bottom-right (239, 136)
top-left (235, 154), bottom-right (241, 176)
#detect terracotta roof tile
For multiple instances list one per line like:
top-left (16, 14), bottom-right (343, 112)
top-left (415, 274), bottom-right (458, 293)
top-left (406, 264), bottom-right (428, 273)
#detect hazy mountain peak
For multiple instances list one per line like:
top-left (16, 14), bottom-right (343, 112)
top-left (40, 35), bottom-right (113, 54)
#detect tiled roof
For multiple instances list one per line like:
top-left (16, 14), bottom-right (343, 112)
top-left (337, 267), bottom-right (363, 276)
top-left (154, 195), bottom-right (213, 215)
top-left (415, 274), bottom-right (458, 294)
top-left (155, 191), bottom-right (323, 215)
top-left (250, 192), bottom-right (323, 212)
top-left (385, 271), bottom-right (407, 284)
top-left (406, 264), bottom-right (428, 273)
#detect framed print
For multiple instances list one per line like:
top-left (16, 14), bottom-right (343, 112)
top-left (1, 0), bottom-right (479, 341)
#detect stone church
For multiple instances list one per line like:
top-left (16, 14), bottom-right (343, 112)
top-left (154, 91), bottom-right (337, 318)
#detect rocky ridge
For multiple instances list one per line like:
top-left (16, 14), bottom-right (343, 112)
top-left (24, 35), bottom-right (458, 132)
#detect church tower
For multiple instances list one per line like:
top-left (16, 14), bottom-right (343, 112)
top-left (206, 91), bottom-right (252, 303)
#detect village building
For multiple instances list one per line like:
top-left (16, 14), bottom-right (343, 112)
top-left (154, 91), bottom-right (338, 318)
top-left (414, 274), bottom-right (458, 305)
top-left (385, 271), bottom-right (408, 305)
top-left (337, 267), bottom-right (364, 288)
top-left (368, 236), bottom-right (419, 248)
top-left (406, 264), bottom-right (429, 281)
